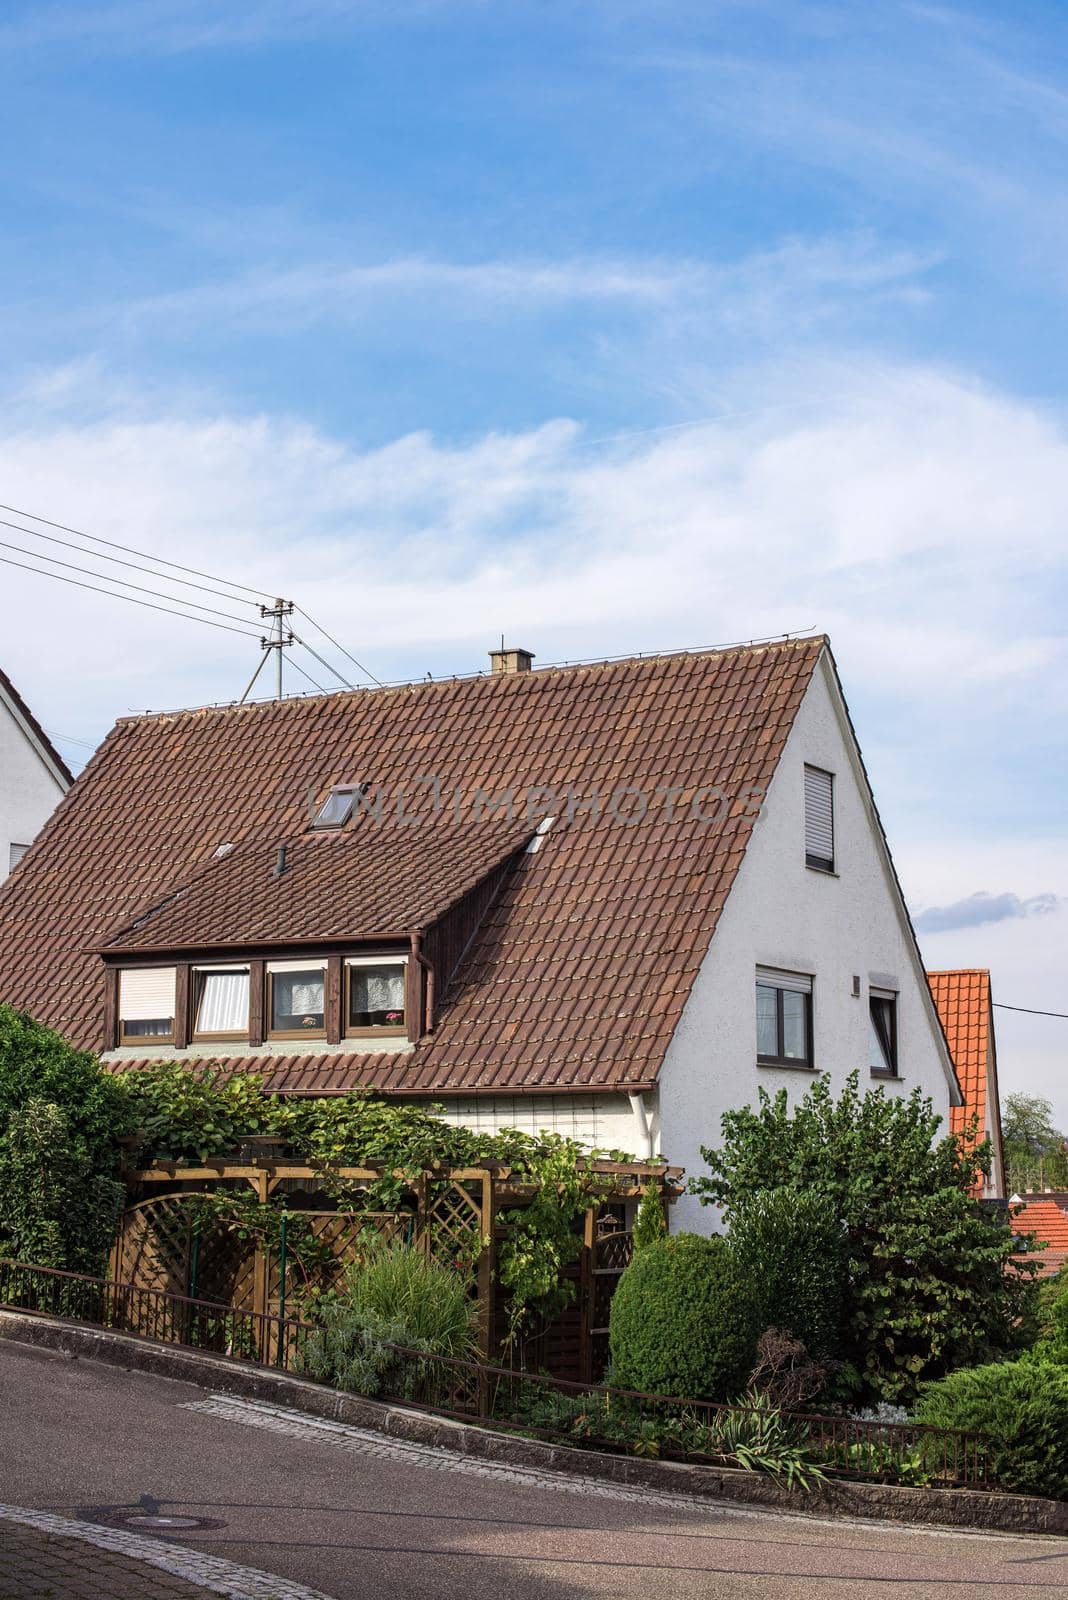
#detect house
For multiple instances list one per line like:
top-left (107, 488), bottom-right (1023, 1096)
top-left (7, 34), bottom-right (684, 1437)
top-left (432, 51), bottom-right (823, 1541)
top-left (0, 635), bottom-right (960, 1231)
top-left (927, 969), bottom-right (1006, 1198)
top-left (0, 666), bottom-right (71, 883)
top-left (1010, 1197), bottom-right (1068, 1279)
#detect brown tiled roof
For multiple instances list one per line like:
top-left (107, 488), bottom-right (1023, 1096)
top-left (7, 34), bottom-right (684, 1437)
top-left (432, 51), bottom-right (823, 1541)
top-left (0, 665), bottom-right (73, 786)
top-left (104, 814), bottom-right (533, 951)
top-left (0, 637), bottom-right (825, 1094)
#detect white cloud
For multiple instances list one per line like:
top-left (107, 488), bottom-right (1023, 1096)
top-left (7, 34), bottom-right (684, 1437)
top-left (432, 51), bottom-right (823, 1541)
top-left (2, 345), bottom-right (1066, 1112)
top-left (107, 235), bottom-right (933, 340)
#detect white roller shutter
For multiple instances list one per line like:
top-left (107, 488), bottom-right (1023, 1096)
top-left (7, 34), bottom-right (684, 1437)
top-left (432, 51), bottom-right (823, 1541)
top-left (804, 765), bottom-right (834, 869)
top-left (119, 967), bottom-right (176, 1021)
top-left (756, 966), bottom-right (812, 994)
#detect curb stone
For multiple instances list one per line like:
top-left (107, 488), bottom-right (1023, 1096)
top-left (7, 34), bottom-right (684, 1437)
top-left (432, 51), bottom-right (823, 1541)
top-left (2, 1309), bottom-right (1065, 1539)
top-left (0, 1503), bottom-right (338, 1599)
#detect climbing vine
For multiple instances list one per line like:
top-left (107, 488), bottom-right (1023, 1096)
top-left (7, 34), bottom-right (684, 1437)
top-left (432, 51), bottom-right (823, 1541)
top-left (118, 1066), bottom-right (631, 1340)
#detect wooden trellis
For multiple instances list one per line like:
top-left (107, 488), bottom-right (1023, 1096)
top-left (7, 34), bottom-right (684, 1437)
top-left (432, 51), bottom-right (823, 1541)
top-left (112, 1158), bottom-right (678, 1373)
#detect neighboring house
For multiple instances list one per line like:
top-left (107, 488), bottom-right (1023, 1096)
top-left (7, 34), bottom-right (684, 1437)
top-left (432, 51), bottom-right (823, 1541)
top-left (0, 666), bottom-right (71, 883)
top-left (0, 636), bottom-right (960, 1231)
top-left (927, 969), bottom-right (1006, 1199)
top-left (1011, 1196), bottom-right (1068, 1279)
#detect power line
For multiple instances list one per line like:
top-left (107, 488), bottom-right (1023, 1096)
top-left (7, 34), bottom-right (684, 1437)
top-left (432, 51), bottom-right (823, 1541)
top-left (0, 537), bottom-right (265, 629)
top-left (994, 1002), bottom-right (1068, 1020)
top-left (0, 553), bottom-right (263, 638)
top-left (44, 728), bottom-right (99, 751)
top-left (289, 629), bottom-right (355, 691)
top-left (294, 606), bottom-right (382, 687)
top-left (285, 653), bottom-right (329, 694)
top-left (0, 515), bottom-right (260, 610)
top-left (0, 499), bottom-right (273, 602)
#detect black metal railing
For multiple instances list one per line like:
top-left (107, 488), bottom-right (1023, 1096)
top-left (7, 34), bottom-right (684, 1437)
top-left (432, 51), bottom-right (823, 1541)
top-left (0, 1258), bottom-right (313, 1371)
top-left (0, 1259), bottom-right (988, 1489)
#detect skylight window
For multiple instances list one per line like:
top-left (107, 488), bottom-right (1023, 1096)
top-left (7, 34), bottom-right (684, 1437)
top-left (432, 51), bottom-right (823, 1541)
top-left (311, 785), bottom-right (360, 830)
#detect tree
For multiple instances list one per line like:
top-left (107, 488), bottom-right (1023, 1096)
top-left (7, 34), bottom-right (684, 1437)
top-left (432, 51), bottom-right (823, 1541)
top-left (691, 1073), bottom-right (1035, 1404)
top-left (1002, 1094), bottom-right (1068, 1192)
top-left (0, 1005), bottom-right (130, 1274)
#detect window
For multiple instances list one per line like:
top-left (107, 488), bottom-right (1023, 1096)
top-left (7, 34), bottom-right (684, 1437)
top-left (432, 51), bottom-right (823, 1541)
top-left (267, 960), bottom-right (326, 1037)
top-left (8, 843), bottom-right (29, 872)
top-left (756, 967), bottom-right (813, 1067)
top-left (119, 967), bottom-right (176, 1045)
top-left (869, 989), bottom-right (897, 1076)
top-left (346, 957), bottom-right (407, 1034)
top-left (804, 765), bottom-right (834, 871)
top-left (310, 786), bottom-right (360, 830)
top-left (193, 967), bottom-right (249, 1040)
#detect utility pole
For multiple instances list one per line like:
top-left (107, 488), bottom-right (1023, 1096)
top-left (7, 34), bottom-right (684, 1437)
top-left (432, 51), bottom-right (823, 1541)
top-left (238, 598), bottom-right (294, 703)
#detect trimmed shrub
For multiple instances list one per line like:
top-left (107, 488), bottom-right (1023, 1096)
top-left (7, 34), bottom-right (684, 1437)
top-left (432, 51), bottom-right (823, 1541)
top-left (609, 1232), bottom-right (760, 1401)
top-left (915, 1361), bottom-right (1068, 1499)
top-left (728, 1187), bottom-right (845, 1358)
top-left (0, 1004), bottom-right (128, 1170)
top-left (631, 1182), bottom-right (666, 1254)
top-left (0, 1099), bottom-right (124, 1273)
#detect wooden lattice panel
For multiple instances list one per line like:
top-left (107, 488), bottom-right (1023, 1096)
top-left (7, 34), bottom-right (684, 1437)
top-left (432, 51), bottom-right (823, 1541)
top-left (422, 1180), bottom-right (483, 1266)
top-left (114, 1196), bottom-right (193, 1295)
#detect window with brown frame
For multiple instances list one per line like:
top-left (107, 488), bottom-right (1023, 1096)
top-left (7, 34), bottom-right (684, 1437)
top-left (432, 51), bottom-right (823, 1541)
top-left (192, 967), bottom-right (250, 1041)
top-left (267, 962), bottom-right (327, 1038)
top-left (345, 957), bottom-right (407, 1036)
top-left (756, 968), bottom-right (814, 1068)
top-left (118, 966), bottom-right (176, 1046)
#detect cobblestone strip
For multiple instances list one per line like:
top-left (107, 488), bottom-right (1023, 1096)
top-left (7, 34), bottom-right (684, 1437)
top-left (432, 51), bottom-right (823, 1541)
top-left (0, 1505), bottom-right (338, 1600)
top-left (184, 1395), bottom-right (768, 1514)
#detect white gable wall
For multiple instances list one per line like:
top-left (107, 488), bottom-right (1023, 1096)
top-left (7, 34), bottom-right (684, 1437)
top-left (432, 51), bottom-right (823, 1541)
top-left (658, 650), bottom-right (957, 1232)
top-left (0, 684), bottom-right (68, 883)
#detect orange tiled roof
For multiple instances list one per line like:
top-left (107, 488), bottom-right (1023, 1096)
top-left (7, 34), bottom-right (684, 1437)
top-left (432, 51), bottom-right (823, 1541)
top-left (1012, 1198), bottom-right (1068, 1278)
top-left (928, 969), bottom-right (991, 1142)
top-left (0, 637), bottom-right (824, 1095)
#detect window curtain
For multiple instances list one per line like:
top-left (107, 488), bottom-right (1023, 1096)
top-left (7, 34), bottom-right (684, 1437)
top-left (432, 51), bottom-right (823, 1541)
top-left (273, 970), bottom-right (324, 1019)
top-left (350, 966), bottom-right (405, 1013)
top-left (196, 970), bottom-right (249, 1032)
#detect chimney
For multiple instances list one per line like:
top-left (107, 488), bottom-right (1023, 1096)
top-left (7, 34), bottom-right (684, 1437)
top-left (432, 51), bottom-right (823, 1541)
top-left (489, 644), bottom-right (535, 675)
top-left (272, 844), bottom-right (288, 878)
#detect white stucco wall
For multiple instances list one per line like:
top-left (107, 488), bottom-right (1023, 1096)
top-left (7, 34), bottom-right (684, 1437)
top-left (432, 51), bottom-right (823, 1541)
top-left (0, 682), bottom-right (68, 883)
top-left (658, 651), bottom-right (957, 1233)
top-left (413, 1093), bottom-right (640, 1151)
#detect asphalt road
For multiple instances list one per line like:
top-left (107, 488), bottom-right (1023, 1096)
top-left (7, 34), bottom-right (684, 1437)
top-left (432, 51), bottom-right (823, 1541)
top-left (1, 1340), bottom-right (1066, 1600)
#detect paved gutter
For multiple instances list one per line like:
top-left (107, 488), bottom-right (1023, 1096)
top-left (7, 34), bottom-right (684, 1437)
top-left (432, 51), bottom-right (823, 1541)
top-left (1, 1309), bottom-right (1064, 1538)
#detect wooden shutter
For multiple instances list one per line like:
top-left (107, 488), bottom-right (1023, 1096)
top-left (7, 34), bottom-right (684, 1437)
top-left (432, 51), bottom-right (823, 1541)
top-left (804, 765), bottom-right (834, 870)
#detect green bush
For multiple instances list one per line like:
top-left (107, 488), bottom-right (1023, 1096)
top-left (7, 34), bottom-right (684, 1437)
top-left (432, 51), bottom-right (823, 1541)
top-left (0, 1004), bottom-right (128, 1170)
top-left (631, 1182), bottom-right (667, 1253)
top-left (0, 1100), bottom-right (124, 1273)
top-left (0, 1007), bottom-right (129, 1274)
top-left (916, 1361), bottom-right (1068, 1499)
top-left (303, 1239), bottom-right (477, 1397)
top-left (728, 1187), bottom-right (845, 1358)
top-left (608, 1232), bottom-right (760, 1401)
top-left (693, 1073), bottom-right (1035, 1403)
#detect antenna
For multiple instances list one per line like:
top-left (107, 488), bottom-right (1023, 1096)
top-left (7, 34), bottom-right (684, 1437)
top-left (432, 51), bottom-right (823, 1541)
top-left (239, 598), bottom-right (294, 703)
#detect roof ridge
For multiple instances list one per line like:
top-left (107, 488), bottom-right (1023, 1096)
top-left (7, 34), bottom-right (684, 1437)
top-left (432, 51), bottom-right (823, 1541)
top-left (112, 633), bottom-right (827, 730)
top-left (0, 664), bottom-right (73, 785)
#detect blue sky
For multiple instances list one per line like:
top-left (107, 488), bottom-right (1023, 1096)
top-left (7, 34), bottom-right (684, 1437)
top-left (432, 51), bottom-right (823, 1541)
top-left (1, 0), bottom-right (1066, 1120)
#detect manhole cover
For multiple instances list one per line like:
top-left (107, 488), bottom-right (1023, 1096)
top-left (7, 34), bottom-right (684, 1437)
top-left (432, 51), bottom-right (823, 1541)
top-left (81, 1499), bottom-right (226, 1536)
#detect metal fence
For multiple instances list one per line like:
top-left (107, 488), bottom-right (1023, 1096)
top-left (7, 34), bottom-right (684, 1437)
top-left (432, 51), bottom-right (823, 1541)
top-left (0, 1259), bottom-right (988, 1489)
